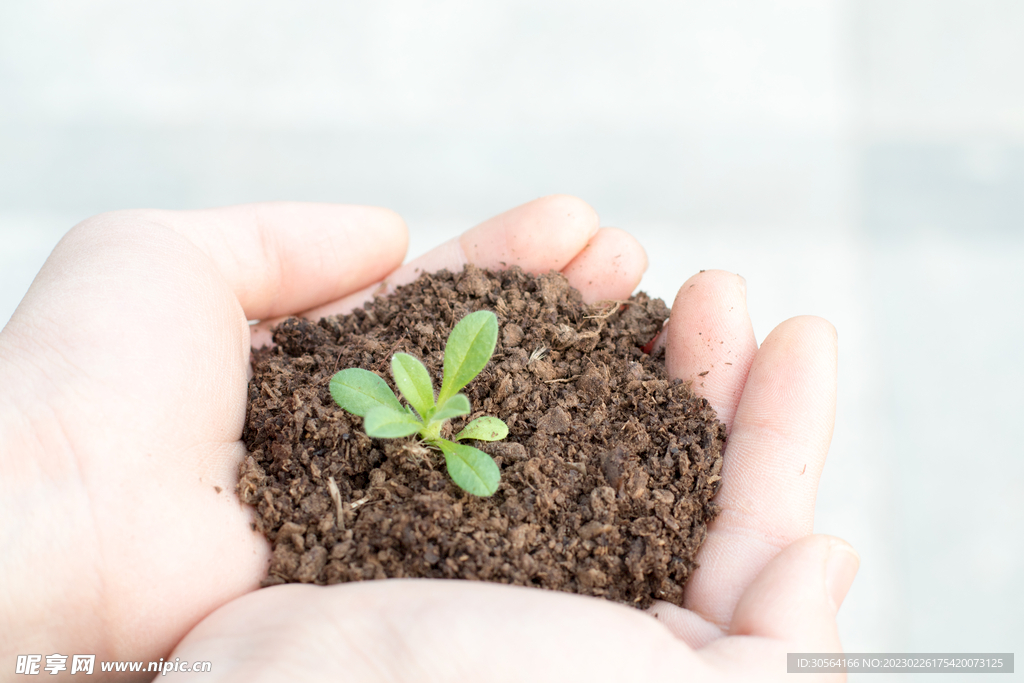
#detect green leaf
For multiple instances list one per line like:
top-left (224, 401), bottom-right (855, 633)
top-left (436, 439), bottom-right (500, 497)
top-left (330, 368), bottom-right (403, 417)
top-left (363, 406), bottom-right (423, 438)
top-left (391, 353), bottom-right (435, 418)
top-left (438, 310), bottom-right (498, 404)
top-left (430, 393), bottom-right (471, 423)
top-left (455, 416), bottom-right (508, 442)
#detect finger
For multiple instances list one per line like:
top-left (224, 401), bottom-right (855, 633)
top-left (298, 194), bottom-right (602, 320)
top-left (728, 535), bottom-right (858, 645)
top-left (664, 270), bottom-right (757, 430)
top-left (684, 316), bottom-right (839, 627)
top-left (142, 202), bottom-right (408, 320)
top-left (167, 581), bottom-right (701, 682)
top-left (460, 193), bottom-right (600, 271)
top-left (561, 227), bottom-right (648, 303)
top-left (697, 536), bottom-right (857, 683)
top-left (645, 601), bottom-right (725, 649)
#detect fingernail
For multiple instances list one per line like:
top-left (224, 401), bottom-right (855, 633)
top-left (825, 542), bottom-right (860, 612)
top-left (646, 321), bottom-right (668, 355)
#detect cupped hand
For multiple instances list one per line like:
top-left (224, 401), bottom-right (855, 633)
top-left (161, 255), bottom-right (857, 681)
top-left (0, 195), bottom-right (856, 682)
top-left (0, 196), bottom-right (645, 670)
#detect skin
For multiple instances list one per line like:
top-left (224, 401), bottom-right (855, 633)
top-left (0, 196), bottom-right (855, 681)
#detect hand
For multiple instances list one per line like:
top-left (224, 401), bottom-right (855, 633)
top-left (160, 263), bottom-right (857, 681)
top-left (0, 195), bottom-right (856, 681)
top-left (0, 196), bottom-right (646, 668)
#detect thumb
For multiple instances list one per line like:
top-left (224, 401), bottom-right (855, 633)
top-left (147, 201), bottom-right (409, 320)
top-left (728, 534), bottom-right (859, 650)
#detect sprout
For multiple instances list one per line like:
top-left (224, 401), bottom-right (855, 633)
top-left (329, 310), bottom-right (508, 496)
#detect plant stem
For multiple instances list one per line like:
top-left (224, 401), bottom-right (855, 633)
top-left (421, 421), bottom-right (442, 442)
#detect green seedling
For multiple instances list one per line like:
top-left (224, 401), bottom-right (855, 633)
top-left (329, 310), bottom-right (508, 497)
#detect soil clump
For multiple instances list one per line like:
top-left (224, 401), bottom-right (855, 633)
top-left (240, 265), bottom-right (725, 608)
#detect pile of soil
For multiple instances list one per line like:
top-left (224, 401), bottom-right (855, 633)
top-left (239, 265), bottom-right (726, 608)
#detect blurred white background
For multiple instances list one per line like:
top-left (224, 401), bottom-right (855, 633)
top-left (1, 1), bottom-right (1021, 678)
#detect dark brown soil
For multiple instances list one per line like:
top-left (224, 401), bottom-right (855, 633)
top-left (239, 265), bottom-right (726, 608)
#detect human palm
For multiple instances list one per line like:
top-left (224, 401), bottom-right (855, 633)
top-left (0, 196), bottom-right (855, 681)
